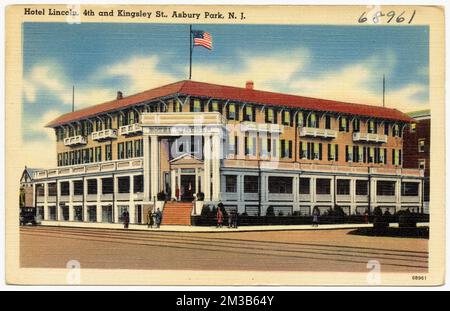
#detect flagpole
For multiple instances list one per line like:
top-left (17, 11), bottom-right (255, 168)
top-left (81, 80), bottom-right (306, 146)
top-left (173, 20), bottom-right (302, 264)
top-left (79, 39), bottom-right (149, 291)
top-left (189, 25), bottom-right (192, 80)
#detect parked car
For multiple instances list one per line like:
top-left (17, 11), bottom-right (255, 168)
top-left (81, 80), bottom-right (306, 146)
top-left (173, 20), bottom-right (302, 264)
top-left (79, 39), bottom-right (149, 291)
top-left (20, 207), bottom-right (37, 226)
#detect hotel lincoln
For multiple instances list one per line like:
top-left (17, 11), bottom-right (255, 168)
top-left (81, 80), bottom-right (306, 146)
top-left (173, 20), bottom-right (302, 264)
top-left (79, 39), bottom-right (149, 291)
top-left (30, 80), bottom-right (425, 225)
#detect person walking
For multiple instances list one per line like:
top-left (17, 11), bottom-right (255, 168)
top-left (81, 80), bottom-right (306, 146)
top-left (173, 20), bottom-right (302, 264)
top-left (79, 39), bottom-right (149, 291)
top-left (216, 205), bottom-right (223, 228)
top-left (123, 210), bottom-right (130, 229)
top-left (146, 209), bottom-right (153, 228)
top-left (228, 209), bottom-right (233, 228)
top-left (312, 207), bottom-right (319, 227)
top-left (155, 208), bottom-right (162, 228)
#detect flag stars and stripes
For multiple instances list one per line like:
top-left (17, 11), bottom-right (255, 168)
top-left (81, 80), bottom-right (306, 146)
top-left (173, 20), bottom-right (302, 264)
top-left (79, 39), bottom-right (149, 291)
top-left (192, 30), bottom-right (212, 50)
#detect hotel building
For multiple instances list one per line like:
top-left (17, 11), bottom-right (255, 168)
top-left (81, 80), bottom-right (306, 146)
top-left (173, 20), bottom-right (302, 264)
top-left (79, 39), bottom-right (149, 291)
top-left (30, 80), bottom-right (424, 225)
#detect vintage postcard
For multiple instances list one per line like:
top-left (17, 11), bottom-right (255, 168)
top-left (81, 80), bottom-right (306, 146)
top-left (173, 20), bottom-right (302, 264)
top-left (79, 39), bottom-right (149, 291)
top-left (5, 4), bottom-right (445, 286)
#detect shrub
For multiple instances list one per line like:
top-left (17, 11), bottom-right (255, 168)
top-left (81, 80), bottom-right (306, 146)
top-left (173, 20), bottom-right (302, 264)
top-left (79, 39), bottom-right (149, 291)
top-left (157, 191), bottom-right (166, 201)
top-left (200, 205), bottom-right (211, 216)
top-left (266, 206), bottom-right (275, 216)
top-left (333, 205), bottom-right (346, 217)
top-left (196, 192), bottom-right (205, 201)
top-left (278, 211), bottom-right (284, 217)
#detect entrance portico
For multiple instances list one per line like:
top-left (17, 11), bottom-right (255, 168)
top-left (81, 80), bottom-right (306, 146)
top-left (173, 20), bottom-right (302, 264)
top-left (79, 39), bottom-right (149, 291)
top-left (141, 112), bottom-right (227, 205)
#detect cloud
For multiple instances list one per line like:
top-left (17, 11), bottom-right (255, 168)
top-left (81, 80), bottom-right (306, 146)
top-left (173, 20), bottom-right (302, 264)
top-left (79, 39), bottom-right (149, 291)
top-left (26, 109), bottom-right (63, 141)
top-left (101, 55), bottom-right (178, 94)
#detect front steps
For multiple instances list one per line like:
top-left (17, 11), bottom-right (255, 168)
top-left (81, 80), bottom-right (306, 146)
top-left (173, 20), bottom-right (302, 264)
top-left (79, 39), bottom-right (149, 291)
top-left (161, 201), bottom-right (193, 225)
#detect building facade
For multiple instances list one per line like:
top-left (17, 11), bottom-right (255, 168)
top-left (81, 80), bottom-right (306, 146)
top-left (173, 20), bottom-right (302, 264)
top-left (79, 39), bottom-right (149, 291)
top-left (30, 80), bottom-right (424, 225)
top-left (403, 109), bottom-right (430, 214)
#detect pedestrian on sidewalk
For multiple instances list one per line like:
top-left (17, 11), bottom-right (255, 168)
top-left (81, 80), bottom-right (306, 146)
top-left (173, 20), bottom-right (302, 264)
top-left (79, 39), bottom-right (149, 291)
top-left (232, 210), bottom-right (238, 228)
top-left (147, 209), bottom-right (153, 228)
top-left (155, 208), bottom-right (162, 228)
top-left (228, 209), bottom-right (233, 228)
top-left (216, 203), bottom-right (224, 228)
top-left (123, 210), bottom-right (130, 229)
top-left (312, 207), bottom-right (319, 227)
top-left (364, 210), bottom-right (369, 224)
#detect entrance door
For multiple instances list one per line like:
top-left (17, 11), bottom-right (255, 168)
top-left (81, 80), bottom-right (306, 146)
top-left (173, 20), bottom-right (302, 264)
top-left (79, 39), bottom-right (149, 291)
top-left (180, 175), bottom-right (196, 201)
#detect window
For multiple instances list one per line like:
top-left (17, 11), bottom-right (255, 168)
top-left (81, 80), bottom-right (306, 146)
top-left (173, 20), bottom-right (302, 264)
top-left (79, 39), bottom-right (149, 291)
top-left (418, 139), bottom-right (425, 153)
top-left (393, 124), bottom-right (400, 137)
top-left (105, 116), bottom-right (112, 129)
top-left (282, 110), bottom-right (291, 126)
top-left (328, 144), bottom-right (338, 161)
top-left (401, 182), bottom-right (419, 196)
top-left (48, 183), bottom-right (57, 196)
top-left (392, 149), bottom-right (402, 166)
top-left (310, 142), bottom-right (322, 160)
top-left (73, 180), bottom-right (83, 195)
top-left (356, 180), bottom-right (368, 195)
top-left (227, 103), bottom-right (238, 120)
top-left (74, 206), bottom-right (83, 222)
top-left (308, 113), bottom-right (318, 128)
top-left (118, 176), bottom-right (130, 193)
top-left (368, 120), bottom-right (377, 134)
top-left (61, 206), bottom-right (69, 221)
top-left (296, 112), bottom-right (304, 127)
top-left (134, 175), bottom-right (144, 193)
top-left (88, 206), bottom-right (97, 222)
top-left (245, 135), bottom-right (257, 156)
top-left (191, 99), bottom-right (202, 112)
top-left (339, 117), bottom-right (349, 132)
top-left (299, 178), bottom-right (310, 194)
top-left (174, 100), bottom-right (182, 112)
top-left (280, 140), bottom-right (292, 158)
top-left (95, 146), bottom-right (102, 162)
top-left (345, 145), bottom-right (353, 162)
top-left (244, 105), bottom-right (255, 121)
top-left (102, 178), bottom-right (114, 194)
top-left (225, 175), bottom-right (237, 193)
top-left (58, 153), bottom-right (63, 166)
top-left (336, 180), bottom-right (350, 195)
top-left (410, 123), bottom-right (416, 133)
top-left (88, 148), bottom-right (94, 163)
top-left (244, 176), bottom-right (259, 193)
top-left (325, 115), bottom-right (331, 129)
top-left (60, 181), bottom-right (70, 196)
top-left (259, 135), bottom-right (271, 157)
top-left (105, 144), bottom-right (112, 161)
top-left (102, 206), bottom-right (113, 223)
top-left (265, 108), bottom-right (276, 124)
top-left (134, 139), bottom-right (143, 157)
top-left (316, 178), bottom-right (331, 195)
top-left (377, 181), bottom-right (396, 196)
top-left (118, 143), bottom-right (124, 159)
top-left (384, 123), bottom-right (390, 135)
top-left (210, 100), bottom-right (221, 113)
top-left (48, 206), bottom-right (57, 220)
top-left (268, 176), bottom-right (293, 194)
top-left (353, 118), bottom-right (360, 132)
top-left (36, 184), bottom-right (44, 196)
top-left (419, 159), bottom-right (426, 170)
top-left (126, 141), bottom-right (133, 158)
top-left (228, 135), bottom-right (238, 156)
top-left (299, 141), bottom-right (307, 159)
top-left (87, 179), bottom-right (97, 195)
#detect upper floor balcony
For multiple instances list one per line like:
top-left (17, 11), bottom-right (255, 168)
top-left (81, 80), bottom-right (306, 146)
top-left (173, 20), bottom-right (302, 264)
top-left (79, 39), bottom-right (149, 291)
top-left (63, 135), bottom-right (87, 147)
top-left (353, 132), bottom-right (387, 143)
top-left (299, 127), bottom-right (337, 139)
top-left (119, 123), bottom-right (142, 136)
top-left (91, 129), bottom-right (118, 141)
top-left (240, 121), bottom-right (283, 134)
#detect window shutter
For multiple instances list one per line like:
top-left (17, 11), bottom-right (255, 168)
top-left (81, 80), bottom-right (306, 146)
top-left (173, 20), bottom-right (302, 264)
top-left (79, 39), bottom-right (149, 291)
top-left (335, 144), bottom-right (339, 161)
top-left (289, 141), bottom-right (292, 158)
top-left (319, 143), bottom-right (323, 160)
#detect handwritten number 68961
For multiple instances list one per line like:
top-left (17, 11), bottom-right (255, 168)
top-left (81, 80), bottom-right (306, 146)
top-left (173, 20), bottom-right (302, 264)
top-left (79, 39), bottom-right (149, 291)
top-left (358, 10), bottom-right (416, 24)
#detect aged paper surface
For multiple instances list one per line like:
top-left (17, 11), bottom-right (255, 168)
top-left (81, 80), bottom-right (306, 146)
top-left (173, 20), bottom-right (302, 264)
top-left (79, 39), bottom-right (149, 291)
top-left (5, 4), bottom-right (445, 285)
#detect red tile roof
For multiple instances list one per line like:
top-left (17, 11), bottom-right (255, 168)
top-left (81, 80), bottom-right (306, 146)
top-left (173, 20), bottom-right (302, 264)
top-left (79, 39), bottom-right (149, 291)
top-left (46, 80), bottom-right (413, 127)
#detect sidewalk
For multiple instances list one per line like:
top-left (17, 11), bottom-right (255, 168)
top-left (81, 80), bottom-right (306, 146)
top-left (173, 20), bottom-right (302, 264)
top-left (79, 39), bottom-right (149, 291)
top-left (39, 220), bottom-right (429, 233)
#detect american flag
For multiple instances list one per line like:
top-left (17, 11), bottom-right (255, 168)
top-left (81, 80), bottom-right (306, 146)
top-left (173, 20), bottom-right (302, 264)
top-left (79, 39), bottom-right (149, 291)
top-left (192, 30), bottom-right (212, 50)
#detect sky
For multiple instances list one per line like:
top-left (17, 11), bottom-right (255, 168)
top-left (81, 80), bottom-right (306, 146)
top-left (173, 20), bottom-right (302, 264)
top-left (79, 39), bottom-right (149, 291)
top-left (22, 23), bottom-right (429, 168)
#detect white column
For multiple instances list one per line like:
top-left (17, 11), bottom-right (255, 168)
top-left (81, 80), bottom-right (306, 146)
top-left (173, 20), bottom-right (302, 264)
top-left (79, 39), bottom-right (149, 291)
top-left (114, 177), bottom-right (119, 223)
top-left (129, 175), bottom-right (136, 223)
top-left (203, 134), bottom-right (211, 201)
top-left (68, 181), bottom-right (74, 221)
top-left (83, 179), bottom-right (88, 222)
top-left (43, 183), bottom-right (49, 220)
top-left (96, 177), bottom-right (102, 222)
top-left (150, 135), bottom-right (159, 201)
top-left (171, 169), bottom-right (176, 200)
top-left (143, 135), bottom-right (151, 202)
top-left (211, 133), bottom-right (221, 201)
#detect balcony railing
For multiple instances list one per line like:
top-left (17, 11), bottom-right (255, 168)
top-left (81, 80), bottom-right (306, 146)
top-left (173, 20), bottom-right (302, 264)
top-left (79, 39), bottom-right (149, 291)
top-left (353, 132), bottom-right (387, 143)
top-left (119, 123), bottom-right (142, 136)
top-left (299, 127), bottom-right (337, 139)
top-left (240, 121), bottom-right (283, 133)
top-left (63, 135), bottom-right (87, 146)
top-left (91, 129), bottom-right (118, 141)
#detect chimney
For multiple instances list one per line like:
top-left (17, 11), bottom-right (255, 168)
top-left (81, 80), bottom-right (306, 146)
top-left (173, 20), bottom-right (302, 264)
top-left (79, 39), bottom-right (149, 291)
top-left (245, 80), bottom-right (254, 90)
top-left (116, 91), bottom-right (123, 100)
